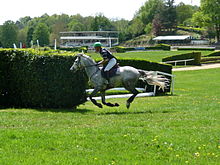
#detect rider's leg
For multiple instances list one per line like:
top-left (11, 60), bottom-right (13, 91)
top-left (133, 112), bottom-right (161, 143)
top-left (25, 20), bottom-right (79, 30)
top-left (104, 58), bottom-right (117, 84)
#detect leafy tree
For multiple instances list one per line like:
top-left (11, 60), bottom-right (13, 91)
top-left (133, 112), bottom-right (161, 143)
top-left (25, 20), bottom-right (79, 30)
top-left (137, 0), bottom-right (164, 25)
top-left (32, 23), bottom-right (50, 46)
top-left (152, 14), bottom-right (162, 36)
top-left (0, 21), bottom-right (18, 48)
top-left (200, 0), bottom-right (220, 42)
top-left (26, 27), bottom-right (34, 47)
top-left (17, 28), bottom-right (27, 47)
top-left (128, 18), bottom-right (145, 37)
top-left (176, 2), bottom-right (198, 25)
top-left (112, 19), bottom-right (130, 42)
top-left (161, 0), bottom-right (177, 32)
top-left (91, 13), bottom-right (115, 31)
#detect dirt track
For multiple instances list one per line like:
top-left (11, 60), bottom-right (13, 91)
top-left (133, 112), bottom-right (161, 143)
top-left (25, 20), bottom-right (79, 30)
top-left (172, 63), bottom-right (220, 71)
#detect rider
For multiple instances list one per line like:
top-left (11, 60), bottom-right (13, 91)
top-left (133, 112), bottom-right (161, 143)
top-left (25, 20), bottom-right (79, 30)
top-left (94, 42), bottom-right (117, 85)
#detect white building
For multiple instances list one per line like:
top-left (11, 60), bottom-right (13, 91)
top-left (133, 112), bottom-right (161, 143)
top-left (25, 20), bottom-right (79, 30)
top-left (153, 35), bottom-right (192, 45)
top-left (60, 31), bottom-right (119, 48)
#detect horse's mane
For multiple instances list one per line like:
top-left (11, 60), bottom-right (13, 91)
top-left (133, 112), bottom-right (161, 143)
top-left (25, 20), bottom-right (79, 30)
top-left (77, 53), bottom-right (96, 65)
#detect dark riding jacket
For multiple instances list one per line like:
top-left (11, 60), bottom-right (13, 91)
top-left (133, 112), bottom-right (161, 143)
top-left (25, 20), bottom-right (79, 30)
top-left (99, 48), bottom-right (116, 60)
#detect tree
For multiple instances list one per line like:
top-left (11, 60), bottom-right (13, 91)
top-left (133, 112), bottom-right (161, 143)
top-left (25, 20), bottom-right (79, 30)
top-left (0, 21), bottom-right (18, 48)
top-left (176, 2), bottom-right (198, 25)
top-left (128, 18), bottom-right (145, 37)
top-left (200, 0), bottom-right (220, 42)
top-left (26, 27), bottom-right (34, 47)
top-left (91, 13), bottom-right (115, 31)
top-left (32, 23), bottom-right (50, 46)
top-left (112, 19), bottom-right (130, 42)
top-left (152, 14), bottom-right (162, 36)
top-left (137, 0), bottom-right (164, 25)
top-left (161, 0), bottom-right (177, 32)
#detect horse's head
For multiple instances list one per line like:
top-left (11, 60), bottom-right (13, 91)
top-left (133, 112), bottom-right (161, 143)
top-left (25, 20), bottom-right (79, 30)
top-left (70, 54), bottom-right (83, 72)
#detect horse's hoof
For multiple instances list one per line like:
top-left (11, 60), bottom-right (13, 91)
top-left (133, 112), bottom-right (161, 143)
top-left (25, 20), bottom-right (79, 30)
top-left (115, 103), bottom-right (119, 107)
top-left (126, 102), bottom-right (130, 109)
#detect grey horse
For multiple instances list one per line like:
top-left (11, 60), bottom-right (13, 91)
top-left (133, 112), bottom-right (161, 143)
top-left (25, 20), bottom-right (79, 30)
top-left (70, 53), bottom-right (169, 109)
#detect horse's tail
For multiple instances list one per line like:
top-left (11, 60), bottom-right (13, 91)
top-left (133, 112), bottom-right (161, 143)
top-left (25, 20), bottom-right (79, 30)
top-left (138, 70), bottom-right (169, 91)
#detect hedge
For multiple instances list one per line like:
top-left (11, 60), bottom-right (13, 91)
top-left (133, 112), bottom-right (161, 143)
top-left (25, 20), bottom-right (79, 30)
top-left (162, 52), bottom-right (201, 65)
top-left (58, 46), bottom-right (88, 53)
top-left (114, 44), bottom-right (171, 53)
top-left (0, 49), bottom-right (87, 108)
top-left (177, 26), bottom-right (205, 34)
top-left (177, 47), bottom-right (215, 51)
top-left (206, 51), bottom-right (220, 57)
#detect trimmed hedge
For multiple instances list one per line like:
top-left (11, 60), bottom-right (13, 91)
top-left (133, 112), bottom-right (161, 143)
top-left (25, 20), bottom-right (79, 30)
top-left (0, 49), bottom-right (87, 108)
top-left (162, 52), bottom-right (201, 65)
top-left (177, 47), bottom-right (215, 51)
top-left (177, 26), bottom-right (205, 34)
top-left (114, 44), bottom-right (171, 53)
top-left (58, 46), bottom-right (88, 53)
top-left (206, 51), bottom-right (220, 57)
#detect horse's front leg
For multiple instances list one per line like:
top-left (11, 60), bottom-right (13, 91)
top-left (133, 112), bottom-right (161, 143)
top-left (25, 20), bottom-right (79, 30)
top-left (100, 91), bottom-right (119, 107)
top-left (89, 88), bottom-right (103, 108)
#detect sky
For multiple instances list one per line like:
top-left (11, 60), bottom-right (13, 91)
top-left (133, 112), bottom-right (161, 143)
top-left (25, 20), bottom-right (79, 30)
top-left (0, 0), bottom-right (200, 25)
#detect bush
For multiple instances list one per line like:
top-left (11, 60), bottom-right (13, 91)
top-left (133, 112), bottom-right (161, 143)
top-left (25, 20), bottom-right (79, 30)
top-left (154, 44), bottom-right (171, 51)
top-left (0, 49), bottom-right (87, 108)
top-left (162, 52), bottom-right (201, 65)
top-left (114, 46), bottom-right (127, 53)
top-left (59, 46), bottom-right (88, 53)
top-left (177, 47), bottom-right (215, 51)
top-left (114, 44), bottom-right (171, 53)
top-left (206, 51), bottom-right (220, 57)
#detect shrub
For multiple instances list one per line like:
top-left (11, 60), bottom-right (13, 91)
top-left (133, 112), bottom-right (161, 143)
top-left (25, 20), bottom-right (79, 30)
top-left (114, 46), bottom-right (127, 53)
top-left (0, 49), bottom-right (87, 108)
top-left (177, 47), bottom-right (215, 51)
top-left (206, 51), bottom-right (220, 57)
top-left (114, 44), bottom-right (171, 53)
top-left (162, 52), bottom-right (201, 65)
top-left (154, 44), bottom-right (171, 51)
top-left (59, 46), bottom-right (88, 53)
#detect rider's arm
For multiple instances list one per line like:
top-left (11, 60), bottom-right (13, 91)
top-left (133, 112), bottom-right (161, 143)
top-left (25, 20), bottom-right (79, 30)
top-left (97, 58), bottom-right (108, 65)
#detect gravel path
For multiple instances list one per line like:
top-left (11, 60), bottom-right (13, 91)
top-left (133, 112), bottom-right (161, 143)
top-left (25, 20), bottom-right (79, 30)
top-left (172, 63), bottom-right (220, 71)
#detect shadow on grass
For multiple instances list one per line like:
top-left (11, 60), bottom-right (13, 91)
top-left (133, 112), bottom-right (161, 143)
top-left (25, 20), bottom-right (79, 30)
top-left (0, 106), bottom-right (93, 114)
top-left (98, 110), bottom-right (174, 115)
top-left (32, 108), bottom-right (94, 114)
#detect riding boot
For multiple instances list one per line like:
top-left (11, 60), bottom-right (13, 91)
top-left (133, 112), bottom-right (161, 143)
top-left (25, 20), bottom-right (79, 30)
top-left (105, 71), bottom-right (110, 85)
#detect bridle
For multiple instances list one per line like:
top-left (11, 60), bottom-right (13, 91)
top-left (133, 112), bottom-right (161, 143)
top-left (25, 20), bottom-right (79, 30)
top-left (75, 56), bottom-right (100, 80)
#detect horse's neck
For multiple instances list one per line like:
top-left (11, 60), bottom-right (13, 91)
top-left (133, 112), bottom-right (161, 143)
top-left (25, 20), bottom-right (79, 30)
top-left (82, 57), bottom-right (99, 78)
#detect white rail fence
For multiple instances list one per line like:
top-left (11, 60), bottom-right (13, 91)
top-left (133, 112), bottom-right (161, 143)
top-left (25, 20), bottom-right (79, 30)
top-left (86, 71), bottom-right (175, 100)
top-left (163, 59), bottom-right (194, 66)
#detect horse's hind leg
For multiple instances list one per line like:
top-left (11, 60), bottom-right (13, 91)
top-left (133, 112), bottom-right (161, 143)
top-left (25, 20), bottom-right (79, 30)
top-left (124, 82), bottom-right (139, 109)
top-left (100, 91), bottom-right (119, 107)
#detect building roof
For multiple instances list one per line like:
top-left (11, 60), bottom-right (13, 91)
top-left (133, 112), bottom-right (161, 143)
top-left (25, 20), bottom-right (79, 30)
top-left (60, 36), bottom-right (118, 40)
top-left (60, 31), bottom-right (118, 34)
top-left (153, 35), bottom-right (192, 41)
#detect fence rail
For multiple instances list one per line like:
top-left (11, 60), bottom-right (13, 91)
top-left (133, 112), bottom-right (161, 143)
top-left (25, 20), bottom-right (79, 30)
top-left (163, 59), bottom-right (194, 66)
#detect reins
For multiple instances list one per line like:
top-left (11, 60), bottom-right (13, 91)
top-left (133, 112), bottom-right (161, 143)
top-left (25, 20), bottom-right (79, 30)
top-left (77, 54), bottom-right (100, 81)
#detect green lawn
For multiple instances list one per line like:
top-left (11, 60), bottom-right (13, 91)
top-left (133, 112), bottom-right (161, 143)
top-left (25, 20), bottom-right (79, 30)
top-left (0, 68), bottom-right (220, 164)
top-left (89, 50), bottom-right (212, 63)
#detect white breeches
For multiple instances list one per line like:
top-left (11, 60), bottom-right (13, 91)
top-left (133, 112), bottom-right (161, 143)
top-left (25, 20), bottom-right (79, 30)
top-left (104, 58), bottom-right (117, 71)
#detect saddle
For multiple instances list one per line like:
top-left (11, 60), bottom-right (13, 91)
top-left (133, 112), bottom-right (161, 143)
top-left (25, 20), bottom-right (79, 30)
top-left (101, 63), bottom-right (119, 79)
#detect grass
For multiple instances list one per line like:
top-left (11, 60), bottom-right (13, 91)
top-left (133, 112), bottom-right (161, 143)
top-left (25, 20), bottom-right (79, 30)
top-left (0, 68), bottom-right (220, 164)
top-left (89, 50), bottom-right (213, 63)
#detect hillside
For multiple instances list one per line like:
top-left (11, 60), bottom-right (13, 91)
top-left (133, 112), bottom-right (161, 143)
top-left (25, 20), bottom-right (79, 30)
top-left (121, 30), bottom-right (202, 47)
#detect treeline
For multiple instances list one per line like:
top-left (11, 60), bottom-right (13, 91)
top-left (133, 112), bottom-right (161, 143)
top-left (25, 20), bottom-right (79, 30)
top-left (3, 0), bottom-right (219, 48)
